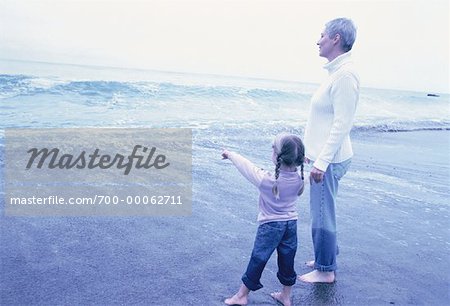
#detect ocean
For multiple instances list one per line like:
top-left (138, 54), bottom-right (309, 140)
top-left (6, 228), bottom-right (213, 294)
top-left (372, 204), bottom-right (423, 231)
top-left (1, 59), bottom-right (448, 192)
top-left (1, 59), bottom-right (449, 132)
top-left (0, 60), bottom-right (449, 305)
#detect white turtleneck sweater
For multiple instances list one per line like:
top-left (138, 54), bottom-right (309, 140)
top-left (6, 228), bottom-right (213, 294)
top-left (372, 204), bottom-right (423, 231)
top-left (304, 52), bottom-right (360, 171)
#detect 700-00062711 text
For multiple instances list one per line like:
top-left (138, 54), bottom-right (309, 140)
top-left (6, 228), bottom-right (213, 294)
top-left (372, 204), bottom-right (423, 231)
top-left (9, 195), bottom-right (184, 205)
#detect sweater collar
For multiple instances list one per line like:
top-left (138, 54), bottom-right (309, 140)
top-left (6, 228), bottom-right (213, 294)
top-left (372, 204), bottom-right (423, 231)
top-left (279, 169), bottom-right (300, 176)
top-left (323, 52), bottom-right (352, 74)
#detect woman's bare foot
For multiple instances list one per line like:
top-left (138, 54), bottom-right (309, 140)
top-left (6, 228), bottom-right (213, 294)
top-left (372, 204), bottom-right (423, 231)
top-left (224, 284), bottom-right (249, 305)
top-left (305, 260), bottom-right (315, 268)
top-left (224, 294), bottom-right (248, 305)
top-left (270, 291), bottom-right (291, 306)
top-left (298, 270), bottom-right (335, 283)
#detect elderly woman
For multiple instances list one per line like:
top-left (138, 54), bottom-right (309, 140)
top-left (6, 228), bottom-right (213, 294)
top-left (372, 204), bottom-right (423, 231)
top-left (299, 18), bottom-right (359, 283)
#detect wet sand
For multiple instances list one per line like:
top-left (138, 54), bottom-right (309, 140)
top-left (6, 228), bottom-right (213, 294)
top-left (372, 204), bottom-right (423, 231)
top-left (1, 130), bottom-right (449, 305)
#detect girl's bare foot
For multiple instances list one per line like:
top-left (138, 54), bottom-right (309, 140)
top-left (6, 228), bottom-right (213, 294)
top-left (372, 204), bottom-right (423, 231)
top-left (224, 294), bottom-right (248, 305)
top-left (270, 285), bottom-right (292, 306)
top-left (270, 291), bottom-right (291, 306)
top-left (305, 260), bottom-right (315, 268)
top-left (225, 284), bottom-right (249, 305)
top-left (298, 270), bottom-right (335, 283)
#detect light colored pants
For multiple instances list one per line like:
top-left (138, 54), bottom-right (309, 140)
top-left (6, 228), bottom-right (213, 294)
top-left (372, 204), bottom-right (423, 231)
top-left (309, 159), bottom-right (351, 272)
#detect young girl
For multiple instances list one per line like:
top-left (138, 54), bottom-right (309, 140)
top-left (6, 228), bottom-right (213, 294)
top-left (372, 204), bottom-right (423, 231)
top-left (222, 133), bottom-right (305, 306)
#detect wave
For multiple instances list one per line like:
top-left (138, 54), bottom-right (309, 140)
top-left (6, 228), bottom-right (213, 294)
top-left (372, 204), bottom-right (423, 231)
top-left (188, 120), bottom-right (450, 135)
top-left (352, 120), bottom-right (450, 133)
top-left (1, 73), bottom-right (449, 133)
top-left (0, 74), bottom-right (306, 102)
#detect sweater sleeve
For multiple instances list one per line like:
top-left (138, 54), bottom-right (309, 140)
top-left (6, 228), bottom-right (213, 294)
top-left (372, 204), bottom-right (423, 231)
top-left (227, 152), bottom-right (267, 187)
top-left (314, 73), bottom-right (359, 171)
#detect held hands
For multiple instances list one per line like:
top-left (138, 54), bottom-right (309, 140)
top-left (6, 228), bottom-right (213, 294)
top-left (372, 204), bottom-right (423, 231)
top-left (310, 166), bottom-right (325, 183)
top-left (305, 158), bottom-right (325, 183)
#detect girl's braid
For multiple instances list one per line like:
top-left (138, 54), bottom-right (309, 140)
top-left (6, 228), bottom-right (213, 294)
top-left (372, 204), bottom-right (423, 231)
top-left (272, 155), bottom-right (283, 200)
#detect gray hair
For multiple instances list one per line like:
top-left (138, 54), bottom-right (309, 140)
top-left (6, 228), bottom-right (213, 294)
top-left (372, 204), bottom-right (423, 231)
top-left (325, 18), bottom-right (357, 52)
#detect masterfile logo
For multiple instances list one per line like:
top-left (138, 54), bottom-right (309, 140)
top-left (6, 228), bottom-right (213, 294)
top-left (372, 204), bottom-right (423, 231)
top-left (25, 145), bottom-right (170, 175)
top-left (5, 128), bottom-right (192, 216)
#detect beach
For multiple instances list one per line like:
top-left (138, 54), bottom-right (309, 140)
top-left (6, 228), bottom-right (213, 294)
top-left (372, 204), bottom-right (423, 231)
top-left (1, 0), bottom-right (449, 302)
top-left (1, 62), bottom-right (449, 305)
top-left (1, 129), bottom-right (449, 305)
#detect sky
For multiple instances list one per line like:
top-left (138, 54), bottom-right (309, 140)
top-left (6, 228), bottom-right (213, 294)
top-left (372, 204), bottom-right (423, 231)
top-left (0, 0), bottom-right (449, 93)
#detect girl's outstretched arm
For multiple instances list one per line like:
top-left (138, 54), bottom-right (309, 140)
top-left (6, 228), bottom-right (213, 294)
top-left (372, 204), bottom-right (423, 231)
top-left (221, 149), bottom-right (266, 187)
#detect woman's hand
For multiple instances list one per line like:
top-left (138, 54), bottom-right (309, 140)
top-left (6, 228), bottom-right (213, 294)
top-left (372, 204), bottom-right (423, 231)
top-left (310, 166), bottom-right (325, 183)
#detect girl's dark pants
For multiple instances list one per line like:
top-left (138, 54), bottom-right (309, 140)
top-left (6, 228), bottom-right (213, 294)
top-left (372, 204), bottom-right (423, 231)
top-left (242, 220), bottom-right (297, 291)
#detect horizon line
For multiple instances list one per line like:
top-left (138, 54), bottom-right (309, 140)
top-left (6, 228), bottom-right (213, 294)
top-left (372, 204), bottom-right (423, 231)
top-left (1, 57), bottom-right (448, 95)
